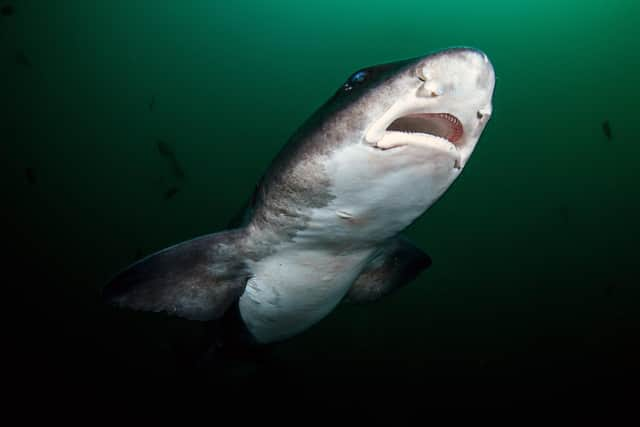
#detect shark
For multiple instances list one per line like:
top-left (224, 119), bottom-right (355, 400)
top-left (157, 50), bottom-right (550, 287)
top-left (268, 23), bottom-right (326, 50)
top-left (103, 47), bottom-right (496, 347)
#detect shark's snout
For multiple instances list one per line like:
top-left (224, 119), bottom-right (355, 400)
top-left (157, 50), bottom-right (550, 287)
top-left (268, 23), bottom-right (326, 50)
top-left (416, 47), bottom-right (490, 71)
top-left (415, 47), bottom-right (494, 98)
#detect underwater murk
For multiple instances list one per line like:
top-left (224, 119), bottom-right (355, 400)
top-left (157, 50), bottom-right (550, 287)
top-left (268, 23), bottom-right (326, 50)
top-left (4, 0), bottom-right (639, 408)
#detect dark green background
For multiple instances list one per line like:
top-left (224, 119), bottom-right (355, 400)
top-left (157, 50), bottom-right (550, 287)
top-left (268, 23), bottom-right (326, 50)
top-left (4, 0), bottom-right (638, 407)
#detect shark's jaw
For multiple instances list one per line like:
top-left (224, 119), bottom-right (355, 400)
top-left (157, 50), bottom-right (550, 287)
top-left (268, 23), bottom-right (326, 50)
top-left (371, 111), bottom-right (466, 168)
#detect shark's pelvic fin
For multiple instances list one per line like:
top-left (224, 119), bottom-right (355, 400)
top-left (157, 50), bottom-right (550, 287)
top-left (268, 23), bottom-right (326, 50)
top-left (102, 230), bottom-right (249, 321)
top-left (345, 237), bottom-right (431, 304)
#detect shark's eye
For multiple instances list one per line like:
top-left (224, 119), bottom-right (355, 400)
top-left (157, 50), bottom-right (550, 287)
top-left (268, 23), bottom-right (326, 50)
top-left (341, 70), bottom-right (369, 93)
top-left (350, 70), bottom-right (368, 83)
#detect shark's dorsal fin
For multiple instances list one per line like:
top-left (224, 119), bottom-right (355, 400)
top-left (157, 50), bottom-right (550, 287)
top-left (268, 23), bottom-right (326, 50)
top-left (344, 237), bottom-right (431, 304)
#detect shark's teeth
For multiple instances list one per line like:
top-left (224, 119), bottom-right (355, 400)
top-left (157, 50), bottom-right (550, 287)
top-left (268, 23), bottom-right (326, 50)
top-left (386, 112), bottom-right (463, 144)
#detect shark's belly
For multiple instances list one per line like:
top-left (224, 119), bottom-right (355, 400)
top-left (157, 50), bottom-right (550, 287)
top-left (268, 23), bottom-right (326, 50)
top-left (238, 247), bottom-right (372, 344)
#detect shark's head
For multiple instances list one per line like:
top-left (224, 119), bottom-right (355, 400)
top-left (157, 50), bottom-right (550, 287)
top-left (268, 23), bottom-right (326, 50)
top-left (364, 48), bottom-right (494, 169)
top-left (323, 47), bottom-right (495, 170)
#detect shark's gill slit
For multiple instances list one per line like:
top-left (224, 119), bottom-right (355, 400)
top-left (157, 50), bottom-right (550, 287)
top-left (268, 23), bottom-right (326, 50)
top-left (387, 113), bottom-right (463, 143)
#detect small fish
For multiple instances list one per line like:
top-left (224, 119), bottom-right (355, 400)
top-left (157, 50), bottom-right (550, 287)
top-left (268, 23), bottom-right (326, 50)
top-left (602, 120), bottom-right (612, 141)
top-left (25, 167), bottom-right (36, 185)
top-left (156, 140), bottom-right (185, 179)
top-left (1, 3), bottom-right (14, 16)
top-left (149, 95), bottom-right (155, 112)
top-left (15, 50), bottom-right (32, 68)
top-left (164, 186), bottom-right (179, 199)
top-left (156, 140), bottom-right (173, 158)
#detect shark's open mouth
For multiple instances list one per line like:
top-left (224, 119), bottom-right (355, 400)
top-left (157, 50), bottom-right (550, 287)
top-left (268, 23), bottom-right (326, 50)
top-left (386, 113), bottom-right (463, 144)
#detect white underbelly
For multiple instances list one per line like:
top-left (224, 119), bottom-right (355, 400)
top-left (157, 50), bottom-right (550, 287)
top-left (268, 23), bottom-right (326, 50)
top-left (238, 247), bottom-right (372, 343)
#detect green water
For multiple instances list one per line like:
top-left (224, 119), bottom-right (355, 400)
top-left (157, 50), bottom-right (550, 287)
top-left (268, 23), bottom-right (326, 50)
top-left (4, 0), bottom-right (639, 406)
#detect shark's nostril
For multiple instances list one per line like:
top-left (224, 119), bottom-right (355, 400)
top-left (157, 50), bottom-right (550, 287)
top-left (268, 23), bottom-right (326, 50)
top-left (418, 82), bottom-right (443, 98)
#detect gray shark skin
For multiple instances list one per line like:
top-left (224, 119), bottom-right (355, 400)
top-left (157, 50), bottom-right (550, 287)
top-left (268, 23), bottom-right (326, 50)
top-left (104, 47), bottom-right (496, 345)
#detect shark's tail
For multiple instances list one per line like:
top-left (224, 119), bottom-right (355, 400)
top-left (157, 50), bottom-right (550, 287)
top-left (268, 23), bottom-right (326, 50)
top-left (102, 229), bottom-right (250, 322)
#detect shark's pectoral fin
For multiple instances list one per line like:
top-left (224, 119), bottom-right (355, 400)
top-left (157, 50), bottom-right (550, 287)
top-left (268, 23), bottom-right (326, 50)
top-left (102, 230), bottom-right (250, 321)
top-left (345, 237), bottom-right (431, 304)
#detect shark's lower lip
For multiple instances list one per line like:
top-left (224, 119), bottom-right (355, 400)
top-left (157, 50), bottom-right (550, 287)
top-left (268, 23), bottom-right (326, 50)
top-left (375, 130), bottom-right (462, 169)
top-left (386, 112), bottom-right (463, 144)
